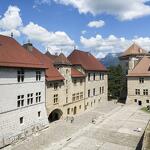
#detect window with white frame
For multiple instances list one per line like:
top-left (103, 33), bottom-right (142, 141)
top-left (135, 89), bottom-right (140, 95)
top-left (139, 77), bottom-right (144, 83)
top-left (17, 69), bottom-right (24, 82)
top-left (36, 71), bottom-right (41, 81)
top-left (80, 92), bottom-right (83, 99)
top-left (143, 89), bottom-right (148, 95)
top-left (54, 94), bottom-right (58, 104)
top-left (36, 92), bottom-right (41, 103)
top-left (17, 95), bottom-right (24, 107)
top-left (27, 93), bottom-right (33, 105)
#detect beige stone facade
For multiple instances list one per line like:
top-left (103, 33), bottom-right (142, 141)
top-left (127, 76), bottom-right (150, 107)
top-left (45, 50), bottom-right (108, 122)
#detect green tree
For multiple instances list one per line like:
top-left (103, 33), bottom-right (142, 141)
top-left (108, 65), bottom-right (126, 99)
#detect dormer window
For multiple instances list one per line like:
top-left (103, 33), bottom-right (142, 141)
top-left (17, 69), bottom-right (24, 82)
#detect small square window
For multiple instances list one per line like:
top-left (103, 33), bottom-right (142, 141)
top-left (146, 100), bottom-right (149, 103)
top-left (38, 111), bottom-right (41, 117)
top-left (20, 117), bottom-right (23, 124)
top-left (134, 99), bottom-right (137, 102)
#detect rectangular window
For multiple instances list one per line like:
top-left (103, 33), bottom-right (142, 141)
top-left (80, 92), bottom-right (83, 99)
top-left (88, 73), bottom-right (90, 81)
top-left (54, 94), bottom-right (58, 104)
top-left (93, 88), bottom-right (95, 96)
top-left (36, 71), bottom-right (41, 81)
top-left (17, 69), bottom-right (24, 82)
top-left (74, 79), bottom-right (77, 85)
top-left (79, 105), bottom-right (81, 109)
top-left (72, 94), bottom-right (76, 101)
top-left (134, 99), bottom-right (137, 102)
top-left (20, 117), bottom-right (23, 124)
top-left (146, 100), bottom-right (149, 103)
top-left (139, 77), bottom-right (144, 83)
top-left (17, 95), bottom-right (24, 107)
top-left (143, 89), bottom-right (148, 95)
top-left (76, 93), bottom-right (79, 100)
top-left (100, 87), bottom-right (102, 94)
top-left (36, 92), bottom-right (41, 103)
top-left (67, 108), bottom-right (70, 114)
top-left (102, 86), bottom-right (104, 93)
top-left (135, 89), bottom-right (140, 95)
top-left (27, 93), bottom-right (33, 105)
top-left (54, 83), bottom-right (58, 90)
top-left (38, 111), bottom-right (41, 117)
top-left (88, 90), bottom-right (90, 97)
top-left (93, 73), bottom-right (95, 80)
top-left (99, 73), bottom-right (101, 80)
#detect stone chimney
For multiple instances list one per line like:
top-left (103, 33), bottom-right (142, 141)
top-left (23, 43), bottom-right (33, 51)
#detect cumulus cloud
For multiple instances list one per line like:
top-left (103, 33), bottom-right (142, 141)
top-left (22, 22), bottom-right (75, 54)
top-left (88, 20), bottom-right (105, 28)
top-left (80, 34), bottom-right (150, 58)
top-left (0, 5), bottom-right (22, 37)
top-left (54, 0), bottom-right (150, 20)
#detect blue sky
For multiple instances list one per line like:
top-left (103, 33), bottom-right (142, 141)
top-left (1, 0), bottom-right (150, 57)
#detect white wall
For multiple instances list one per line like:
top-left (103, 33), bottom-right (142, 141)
top-left (0, 68), bottom-right (48, 148)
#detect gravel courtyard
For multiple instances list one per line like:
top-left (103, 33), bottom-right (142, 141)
top-left (5, 101), bottom-right (150, 150)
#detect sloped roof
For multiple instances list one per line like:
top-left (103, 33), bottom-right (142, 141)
top-left (54, 53), bottom-right (71, 65)
top-left (120, 43), bottom-right (148, 58)
top-left (68, 49), bottom-right (107, 71)
top-left (71, 68), bottom-right (85, 78)
top-left (0, 35), bottom-right (46, 68)
top-left (128, 56), bottom-right (150, 77)
top-left (45, 51), bottom-right (58, 62)
top-left (23, 43), bottom-right (64, 81)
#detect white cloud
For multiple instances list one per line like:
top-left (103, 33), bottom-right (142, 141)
top-left (0, 5), bottom-right (22, 30)
top-left (80, 34), bottom-right (150, 58)
top-left (88, 20), bottom-right (105, 28)
top-left (0, 5), bottom-right (22, 37)
top-left (22, 22), bottom-right (75, 54)
top-left (54, 0), bottom-right (150, 20)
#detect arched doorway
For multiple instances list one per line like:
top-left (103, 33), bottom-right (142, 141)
top-left (73, 106), bottom-right (77, 115)
top-left (48, 109), bottom-right (63, 123)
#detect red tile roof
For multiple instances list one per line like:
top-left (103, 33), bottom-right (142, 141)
top-left (23, 43), bottom-right (64, 81)
top-left (128, 56), bottom-right (150, 77)
top-left (54, 53), bottom-right (71, 65)
top-left (71, 68), bottom-right (85, 78)
top-left (68, 49), bottom-right (107, 71)
top-left (45, 51), bottom-right (58, 62)
top-left (0, 35), bottom-right (46, 68)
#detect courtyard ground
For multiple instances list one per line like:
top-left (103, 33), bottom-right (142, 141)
top-left (4, 101), bottom-right (150, 150)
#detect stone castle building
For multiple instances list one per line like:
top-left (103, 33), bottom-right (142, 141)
top-left (0, 35), bottom-right (48, 148)
top-left (119, 43), bottom-right (150, 107)
top-left (0, 35), bottom-right (108, 148)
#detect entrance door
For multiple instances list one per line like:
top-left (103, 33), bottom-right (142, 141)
top-left (48, 109), bottom-right (63, 123)
top-left (138, 101), bottom-right (142, 106)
